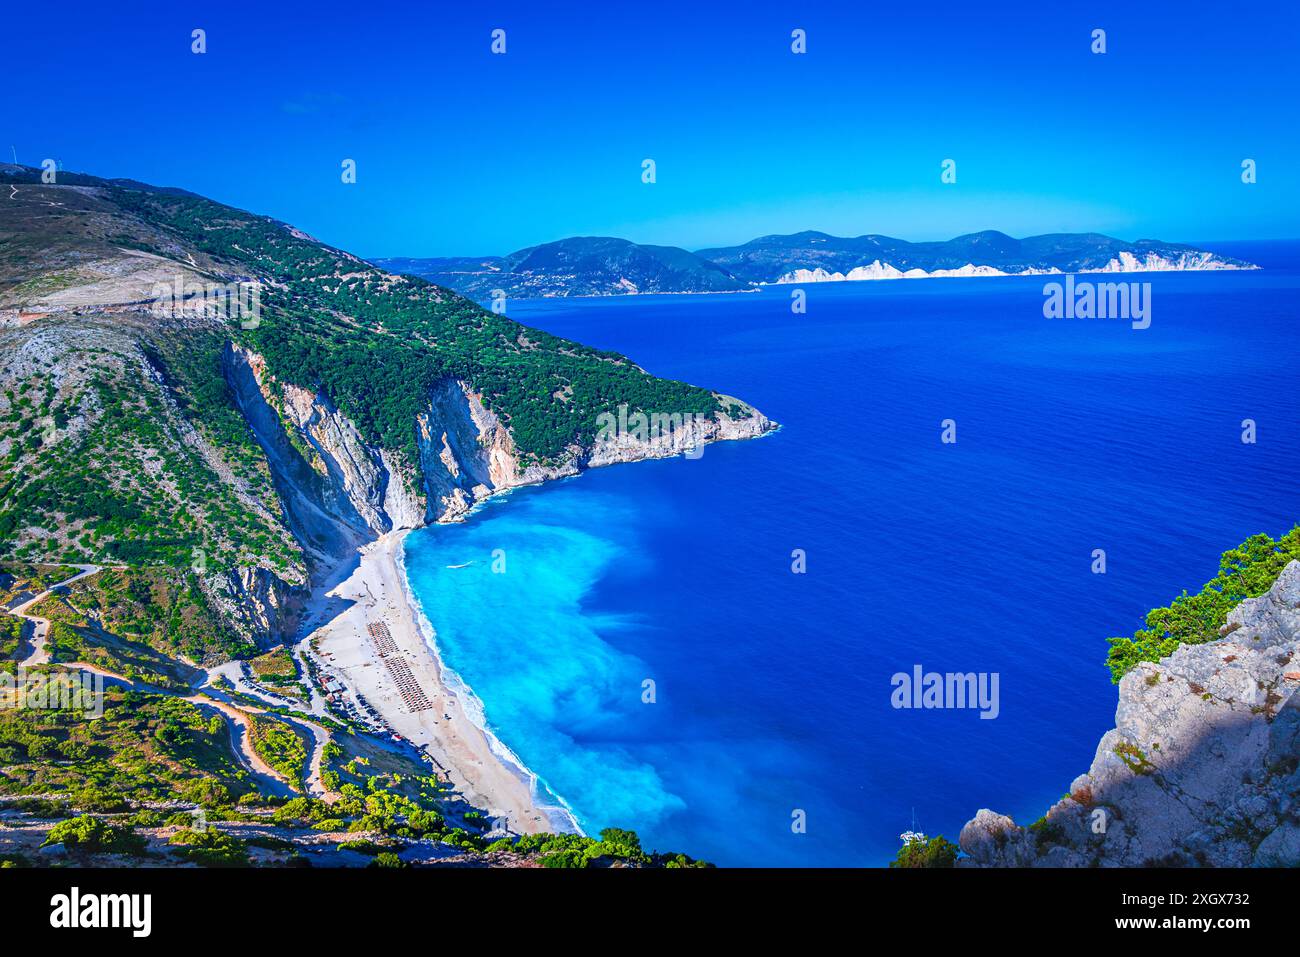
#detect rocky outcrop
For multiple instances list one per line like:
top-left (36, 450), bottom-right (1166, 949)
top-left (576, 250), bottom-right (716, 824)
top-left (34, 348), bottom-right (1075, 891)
top-left (961, 561), bottom-right (1300, 867)
top-left (415, 379), bottom-right (521, 523)
top-left (277, 380), bottom-right (393, 535)
top-left (1095, 250), bottom-right (1253, 273)
top-left (224, 346), bottom-right (369, 566)
top-left (223, 345), bottom-right (429, 564)
top-left (776, 262), bottom-right (1019, 283)
top-left (273, 378), bottom-right (424, 534)
top-left (206, 566), bottom-right (302, 651)
top-left (414, 381), bottom-right (774, 523)
top-left (378, 449), bottom-right (423, 530)
top-left (228, 346), bottom-right (776, 547)
top-left (585, 401), bottom-right (772, 468)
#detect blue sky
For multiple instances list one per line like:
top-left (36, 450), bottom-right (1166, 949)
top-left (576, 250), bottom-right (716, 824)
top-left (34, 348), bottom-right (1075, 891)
top-left (9, 1), bottom-right (1298, 255)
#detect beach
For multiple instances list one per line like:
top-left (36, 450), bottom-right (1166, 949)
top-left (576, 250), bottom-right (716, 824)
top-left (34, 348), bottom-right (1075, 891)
top-left (305, 530), bottom-right (576, 836)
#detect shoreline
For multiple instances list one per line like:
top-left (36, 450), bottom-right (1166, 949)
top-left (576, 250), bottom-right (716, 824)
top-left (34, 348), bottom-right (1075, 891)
top-left (432, 262), bottom-right (1262, 306)
top-left (767, 261), bottom-right (1260, 286)
top-left (294, 419), bottom-right (781, 839)
top-left (391, 533), bottom-right (586, 835)
top-left (303, 530), bottom-right (580, 836)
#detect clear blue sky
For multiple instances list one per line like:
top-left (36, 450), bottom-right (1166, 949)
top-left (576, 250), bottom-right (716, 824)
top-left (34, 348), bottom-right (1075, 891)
top-left (9, 0), bottom-right (1298, 255)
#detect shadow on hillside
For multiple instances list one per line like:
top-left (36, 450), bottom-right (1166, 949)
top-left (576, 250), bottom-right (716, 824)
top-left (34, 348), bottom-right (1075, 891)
top-left (991, 673), bottom-right (1300, 867)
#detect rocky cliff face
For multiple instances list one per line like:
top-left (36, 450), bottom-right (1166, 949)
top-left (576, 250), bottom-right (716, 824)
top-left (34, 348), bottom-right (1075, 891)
top-left (585, 402), bottom-right (772, 468)
top-left (277, 379), bottom-right (404, 535)
top-left (1095, 250), bottom-right (1250, 273)
top-left (416, 379), bottom-right (517, 523)
top-left (418, 381), bottom-right (774, 522)
top-left (961, 561), bottom-right (1300, 867)
top-left (206, 565), bottom-right (301, 649)
top-left (226, 345), bottom-right (775, 555)
top-left (223, 345), bottom-right (374, 567)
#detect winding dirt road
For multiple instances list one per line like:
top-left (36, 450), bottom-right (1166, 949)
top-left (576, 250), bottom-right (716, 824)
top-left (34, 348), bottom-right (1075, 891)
top-left (4, 564), bottom-right (336, 802)
top-left (8, 565), bottom-right (101, 667)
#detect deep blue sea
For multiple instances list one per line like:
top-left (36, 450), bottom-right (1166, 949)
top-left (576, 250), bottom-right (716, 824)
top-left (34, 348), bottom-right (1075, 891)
top-left (403, 241), bottom-right (1300, 866)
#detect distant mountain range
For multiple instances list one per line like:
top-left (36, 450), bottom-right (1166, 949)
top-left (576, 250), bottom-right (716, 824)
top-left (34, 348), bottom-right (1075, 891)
top-left (697, 230), bottom-right (1257, 284)
top-left (375, 230), bottom-right (1257, 300)
top-left (375, 237), bottom-right (749, 299)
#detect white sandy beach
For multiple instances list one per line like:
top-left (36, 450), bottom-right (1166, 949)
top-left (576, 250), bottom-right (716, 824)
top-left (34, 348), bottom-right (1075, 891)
top-left (306, 531), bottom-right (575, 836)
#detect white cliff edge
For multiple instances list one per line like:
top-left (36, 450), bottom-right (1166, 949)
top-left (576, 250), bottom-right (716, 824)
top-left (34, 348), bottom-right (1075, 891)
top-left (773, 251), bottom-right (1256, 285)
top-left (224, 342), bottom-right (775, 548)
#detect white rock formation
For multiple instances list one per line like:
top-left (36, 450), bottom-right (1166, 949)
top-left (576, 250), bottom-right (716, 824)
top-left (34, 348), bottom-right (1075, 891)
top-left (845, 261), bottom-right (906, 281)
top-left (417, 381), bottom-right (773, 523)
top-left (776, 262), bottom-right (1012, 282)
top-left (226, 346), bottom-right (776, 546)
top-left (1091, 251), bottom-right (1251, 273)
top-left (774, 252), bottom-right (1252, 285)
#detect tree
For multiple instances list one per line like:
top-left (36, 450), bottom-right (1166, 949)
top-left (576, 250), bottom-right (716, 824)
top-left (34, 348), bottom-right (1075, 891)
top-left (890, 835), bottom-right (959, 868)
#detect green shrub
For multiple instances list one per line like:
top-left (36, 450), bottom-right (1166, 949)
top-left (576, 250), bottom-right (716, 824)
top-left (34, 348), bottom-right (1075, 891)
top-left (43, 815), bottom-right (147, 856)
top-left (889, 835), bottom-right (958, 868)
top-left (539, 849), bottom-right (588, 869)
top-left (167, 827), bottom-right (249, 867)
top-left (1107, 526), bottom-right (1300, 681)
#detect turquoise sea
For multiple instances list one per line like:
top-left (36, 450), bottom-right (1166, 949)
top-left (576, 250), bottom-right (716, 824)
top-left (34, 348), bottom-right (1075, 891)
top-left (403, 242), bottom-right (1300, 866)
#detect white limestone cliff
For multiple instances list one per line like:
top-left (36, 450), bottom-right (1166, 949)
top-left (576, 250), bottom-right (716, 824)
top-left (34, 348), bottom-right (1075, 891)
top-left (774, 252), bottom-right (1253, 285)
top-left (225, 345), bottom-right (776, 552)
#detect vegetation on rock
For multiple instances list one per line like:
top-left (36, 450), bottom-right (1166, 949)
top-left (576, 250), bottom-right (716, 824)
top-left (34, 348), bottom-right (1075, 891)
top-left (1106, 525), bottom-right (1300, 681)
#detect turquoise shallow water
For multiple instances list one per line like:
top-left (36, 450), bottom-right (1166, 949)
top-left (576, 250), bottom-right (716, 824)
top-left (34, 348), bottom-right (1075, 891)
top-left (403, 242), bottom-right (1300, 866)
top-left (406, 489), bottom-right (691, 828)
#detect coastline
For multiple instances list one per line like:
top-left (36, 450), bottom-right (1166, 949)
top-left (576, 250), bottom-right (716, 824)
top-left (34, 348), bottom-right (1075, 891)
top-left (767, 260), bottom-right (1260, 286)
top-left (304, 529), bottom-right (580, 836)
top-left (293, 409), bottom-right (779, 840)
top-left (442, 261), bottom-right (1261, 306)
top-left (392, 531), bottom-right (586, 835)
